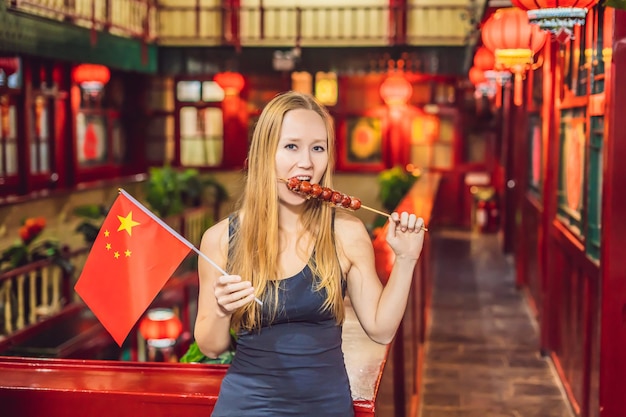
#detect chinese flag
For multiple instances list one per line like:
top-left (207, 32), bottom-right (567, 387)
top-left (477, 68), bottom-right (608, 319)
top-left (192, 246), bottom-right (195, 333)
top-left (75, 190), bottom-right (192, 346)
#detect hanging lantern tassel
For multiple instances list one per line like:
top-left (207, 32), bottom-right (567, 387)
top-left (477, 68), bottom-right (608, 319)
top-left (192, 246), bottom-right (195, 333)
top-left (495, 49), bottom-right (535, 107)
top-left (513, 69), bottom-right (524, 107)
top-left (485, 70), bottom-right (512, 109)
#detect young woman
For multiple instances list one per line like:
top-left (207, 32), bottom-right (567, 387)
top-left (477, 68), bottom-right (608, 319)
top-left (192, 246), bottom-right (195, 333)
top-left (194, 91), bottom-right (425, 416)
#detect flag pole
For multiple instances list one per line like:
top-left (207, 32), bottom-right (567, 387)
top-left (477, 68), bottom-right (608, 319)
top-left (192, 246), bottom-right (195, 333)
top-left (118, 189), bottom-right (262, 305)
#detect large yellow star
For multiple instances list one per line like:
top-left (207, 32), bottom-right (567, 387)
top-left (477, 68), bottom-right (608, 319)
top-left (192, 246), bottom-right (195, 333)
top-left (117, 211), bottom-right (140, 236)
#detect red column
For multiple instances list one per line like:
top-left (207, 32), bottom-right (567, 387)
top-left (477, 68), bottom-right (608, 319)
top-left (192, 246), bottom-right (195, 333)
top-left (599, 9), bottom-right (626, 417)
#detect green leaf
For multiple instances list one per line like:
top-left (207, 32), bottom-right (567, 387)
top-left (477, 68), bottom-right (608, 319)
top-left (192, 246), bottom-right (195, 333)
top-left (605, 0), bottom-right (626, 10)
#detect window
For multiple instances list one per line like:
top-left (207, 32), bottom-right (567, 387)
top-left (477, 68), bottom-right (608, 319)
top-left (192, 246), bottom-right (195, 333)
top-left (557, 108), bottom-right (585, 234)
top-left (175, 80), bottom-right (224, 168)
top-left (410, 109), bottom-right (456, 170)
top-left (527, 114), bottom-right (542, 200)
top-left (145, 76), bottom-right (175, 164)
top-left (0, 93), bottom-right (18, 191)
top-left (180, 106), bottom-right (223, 166)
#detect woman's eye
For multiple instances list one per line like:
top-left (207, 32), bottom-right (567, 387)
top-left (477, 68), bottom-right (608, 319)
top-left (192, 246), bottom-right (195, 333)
top-left (285, 144), bottom-right (297, 150)
top-left (313, 145), bottom-right (326, 152)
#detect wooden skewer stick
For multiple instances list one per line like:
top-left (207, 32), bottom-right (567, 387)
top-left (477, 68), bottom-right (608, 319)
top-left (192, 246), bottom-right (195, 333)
top-left (361, 205), bottom-right (428, 232)
top-left (360, 204), bottom-right (392, 218)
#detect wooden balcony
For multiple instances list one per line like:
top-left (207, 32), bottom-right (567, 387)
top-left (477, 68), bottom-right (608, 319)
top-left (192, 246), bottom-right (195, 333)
top-left (6, 0), bottom-right (478, 47)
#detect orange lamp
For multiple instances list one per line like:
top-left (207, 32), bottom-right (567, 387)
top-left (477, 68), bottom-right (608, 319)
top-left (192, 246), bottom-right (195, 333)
top-left (214, 71), bottom-right (245, 96)
top-left (380, 74), bottom-right (413, 106)
top-left (139, 308), bottom-right (183, 348)
top-left (72, 64), bottom-right (111, 94)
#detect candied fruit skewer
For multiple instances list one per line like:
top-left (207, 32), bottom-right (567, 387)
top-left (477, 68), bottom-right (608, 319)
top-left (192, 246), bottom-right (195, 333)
top-left (281, 178), bottom-right (428, 231)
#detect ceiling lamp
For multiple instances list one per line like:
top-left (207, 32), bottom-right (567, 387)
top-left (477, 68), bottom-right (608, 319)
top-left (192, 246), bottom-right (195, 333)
top-left (72, 64), bottom-right (111, 95)
top-left (510, 0), bottom-right (599, 43)
top-left (481, 8), bottom-right (548, 106)
top-left (213, 71), bottom-right (245, 96)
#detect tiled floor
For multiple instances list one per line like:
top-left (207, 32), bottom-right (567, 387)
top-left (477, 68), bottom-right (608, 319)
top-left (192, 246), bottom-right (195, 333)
top-left (418, 229), bottom-right (575, 417)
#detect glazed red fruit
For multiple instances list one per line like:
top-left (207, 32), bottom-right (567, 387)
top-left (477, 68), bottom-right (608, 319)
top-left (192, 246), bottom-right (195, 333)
top-left (341, 195), bottom-right (352, 208)
top-left (299, 181), bottom-right (312, 194)
top-left (321, 187), bottom-right (333, 201)
top-left (331, 192), bottom-right (343, 204)
top-left (287, 177), bottom-right (301, 191)
top-left (310, 183), bottom-right (323, 198)
top-left (349, 198), bottom-right (362, 210)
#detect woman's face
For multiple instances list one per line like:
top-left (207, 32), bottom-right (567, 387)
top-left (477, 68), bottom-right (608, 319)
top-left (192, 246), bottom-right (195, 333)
top-left (275, 109), bottom-right (329, 206)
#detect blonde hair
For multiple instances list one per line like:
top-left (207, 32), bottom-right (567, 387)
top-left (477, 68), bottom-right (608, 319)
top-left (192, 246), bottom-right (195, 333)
top-left (229, 91), bottom-right (345, 331)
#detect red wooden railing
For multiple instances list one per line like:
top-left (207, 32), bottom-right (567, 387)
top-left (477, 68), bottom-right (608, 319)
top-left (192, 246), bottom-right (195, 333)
top-left (373, 172), bottom-right (440, 417)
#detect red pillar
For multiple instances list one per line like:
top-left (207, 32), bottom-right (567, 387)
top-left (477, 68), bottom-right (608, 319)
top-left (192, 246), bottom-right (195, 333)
top-left (599, 9), bottom-right (626, 417)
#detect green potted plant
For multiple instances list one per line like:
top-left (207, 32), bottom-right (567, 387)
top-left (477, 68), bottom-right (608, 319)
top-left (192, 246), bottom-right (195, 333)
top-left (145, 165), bottom-right (229, 218)
top-left (0, 217), bottom-right (72, 274)
top-left (372, 166), bottom-right (420, 229)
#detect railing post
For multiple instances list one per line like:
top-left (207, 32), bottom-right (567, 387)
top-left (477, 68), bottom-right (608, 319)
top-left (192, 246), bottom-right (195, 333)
top-left (196, 0), bottom-right (201, 43)
top-left (259, 0), bottom-right (265, 40)
top-left (104, 0), bottom-right (112, 32)
top-left (295, 7), bottom-right (301, 49)
top-left (142, 0), bottom-right (152, 64)
top-left (90, 0), bottom-right (97, 45)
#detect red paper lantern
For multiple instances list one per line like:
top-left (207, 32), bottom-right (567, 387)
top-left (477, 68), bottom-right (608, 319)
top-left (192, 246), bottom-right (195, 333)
top-left (0, 57), bottom-right (19, 77)
top-left (72, 64), bottom-right (111, 92)
top-left (481, 8), bottom-right (548, 106)
top-left (469, 66), bottom-right (486, 86)
top-left (214, 71), bottom-right (245, 96)
top-left (473, 47), bottom-right (495, 71)
top-left (139, 308), bottom-right (183, 346)
top-left (511, 0), bottom-right (599, 42)
top-left (380, 74), bottom-right (413, 106)
top-left (481, 8), bottom-right (547, 54)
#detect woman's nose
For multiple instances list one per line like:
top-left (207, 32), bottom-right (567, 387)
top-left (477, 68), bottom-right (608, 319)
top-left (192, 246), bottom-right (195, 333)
top-left (297, 151), bottom-right (313, 167)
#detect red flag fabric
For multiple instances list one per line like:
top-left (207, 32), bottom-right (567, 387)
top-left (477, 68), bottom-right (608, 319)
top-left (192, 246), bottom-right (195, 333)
top-left (75, 190), bottom-right (191, 346)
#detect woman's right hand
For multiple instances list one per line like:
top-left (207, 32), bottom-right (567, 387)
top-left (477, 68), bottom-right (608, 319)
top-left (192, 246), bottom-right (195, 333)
top-left (214, 275), bottom-right (256, 317)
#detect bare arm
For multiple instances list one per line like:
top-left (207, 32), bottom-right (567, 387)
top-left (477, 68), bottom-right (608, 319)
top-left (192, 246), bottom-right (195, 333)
top-left (194, 218), bottom-right (255, 358)
top-left (342, 212), bottom-right (425, 344)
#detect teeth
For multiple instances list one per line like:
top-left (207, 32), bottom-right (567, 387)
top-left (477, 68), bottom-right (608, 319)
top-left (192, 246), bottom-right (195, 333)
top-left (296, 176), bottom-right (311, 181)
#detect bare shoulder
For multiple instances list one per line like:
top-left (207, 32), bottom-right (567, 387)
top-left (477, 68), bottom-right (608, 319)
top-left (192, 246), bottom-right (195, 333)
top-left (333, 209), bottom-right (371, 243)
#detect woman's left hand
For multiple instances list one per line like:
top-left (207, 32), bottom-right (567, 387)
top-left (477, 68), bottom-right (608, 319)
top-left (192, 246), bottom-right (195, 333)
top-left (385, 211), bottom-right (426, 261)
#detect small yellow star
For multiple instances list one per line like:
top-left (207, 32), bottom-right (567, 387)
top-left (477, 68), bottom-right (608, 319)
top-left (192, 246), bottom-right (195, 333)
top-left (106, 243), bottom-right (112, 250)
top-left (125, 249), bottom-right (131, 257)
top-left (117, 211), bottom-right (140, 236)
top-left (104, 230), bottom-right (110, 237)
top-left (114, 251), bottom-right (120, 259)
